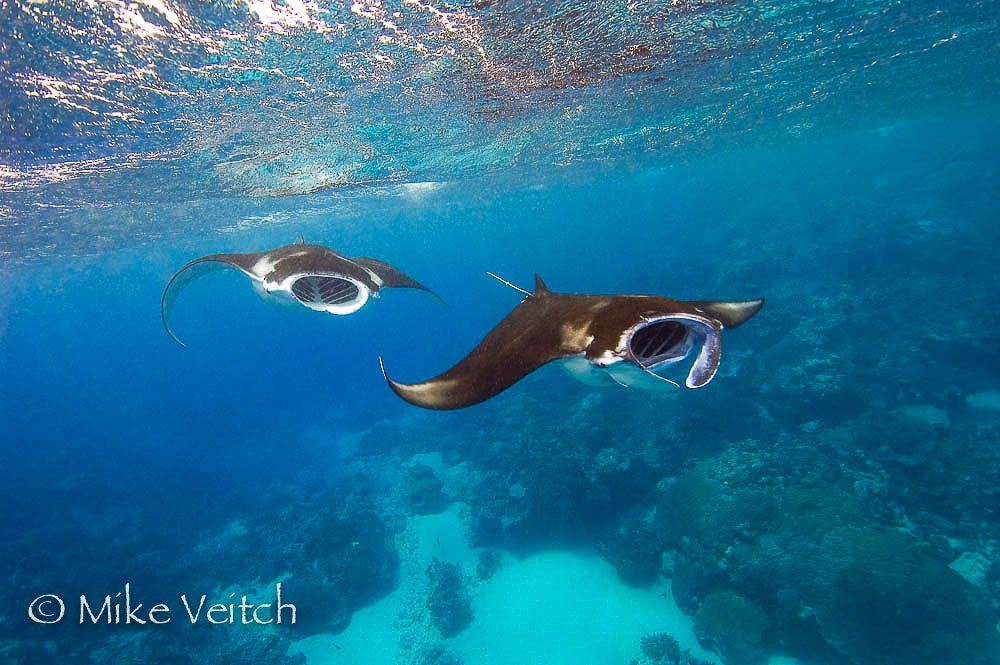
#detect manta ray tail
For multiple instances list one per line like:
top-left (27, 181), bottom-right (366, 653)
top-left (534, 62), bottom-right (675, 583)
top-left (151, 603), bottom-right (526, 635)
top-left (161, 253), bottom-right (263, 347)
top-left (485, 272), bottom-right (531, 296)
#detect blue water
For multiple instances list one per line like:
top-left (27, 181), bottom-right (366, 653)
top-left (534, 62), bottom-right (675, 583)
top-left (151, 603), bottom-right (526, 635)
top-left (2, 1), bottom-right (1000, 664)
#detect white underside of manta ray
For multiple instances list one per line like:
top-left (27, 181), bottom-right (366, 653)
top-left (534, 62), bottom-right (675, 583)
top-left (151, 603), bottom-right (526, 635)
top-left (161, 240), bottom-right (437, 346)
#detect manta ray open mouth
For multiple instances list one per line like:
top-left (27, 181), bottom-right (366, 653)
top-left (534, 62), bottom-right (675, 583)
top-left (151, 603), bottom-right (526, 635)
top-left (628, 320), bottom-right (694, 368)
top-left (291, 275), bottom-right (361, 306)
top-left (626, 315), bottom-right (722, 388)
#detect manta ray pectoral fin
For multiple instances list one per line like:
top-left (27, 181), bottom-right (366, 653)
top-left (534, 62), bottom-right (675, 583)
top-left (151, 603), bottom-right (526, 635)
top-left (161, 252), bottom-right (264, 347)
top-left (689, 298), bottom-right (764, 329)
top-left (378, 355), bottom-right (510, 411)
top-left (353, 257), bottom-right (443, 303)
top-left (378, 356), bottom-right (470, 410)
top-left (378, 293), bottom-right (572, 409)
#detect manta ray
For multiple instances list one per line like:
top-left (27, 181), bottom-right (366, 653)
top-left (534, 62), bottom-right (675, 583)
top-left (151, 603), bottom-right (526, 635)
top-left (162, 240), bottom-right (435, 346)
top-left (380, 274), bottom-right (763, 410)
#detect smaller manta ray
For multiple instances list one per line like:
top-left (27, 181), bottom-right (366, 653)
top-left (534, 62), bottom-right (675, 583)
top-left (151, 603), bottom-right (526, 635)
top-left (379, 274), bottom-right (763, 410)
top-left (162, 239), bottom-right (436, 346)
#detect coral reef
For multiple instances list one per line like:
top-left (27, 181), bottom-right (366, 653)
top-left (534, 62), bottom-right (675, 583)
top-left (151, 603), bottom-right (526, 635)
top-left (85, 629), bottom-right (306, 665)
top-left (461, 400), bottom-right (661, 548)
top-left (640, 632), bottom-right (681, 662)
top-left (656, 443), bottom-right (1000, 665)
top-left (636, 632), bottom-right (715, 665)
top-left (403, 463), bottom-right (448, 515)
top-left (426, 559), bottom-right (474, 638)
top-left (356, 363), bottom-right (1000, 665)
top-left (476, 549), bottom-right (502, 580)
top-left (598, 515), bottom-right (666, 586)
top-left (693, 590), bottom-right (770, 665)
top-left (291, 506), bottom-right (400, 633)
top-left (414, 643), bottom-right (464, 665)
top-left (354, 421), bottom-right (405, 458)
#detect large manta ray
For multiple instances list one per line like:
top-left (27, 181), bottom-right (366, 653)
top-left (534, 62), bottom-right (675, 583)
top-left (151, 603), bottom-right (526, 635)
top-left (380, 274), bottom-right (763, 410)
top-left (162, 240), bottom-right (435, 346)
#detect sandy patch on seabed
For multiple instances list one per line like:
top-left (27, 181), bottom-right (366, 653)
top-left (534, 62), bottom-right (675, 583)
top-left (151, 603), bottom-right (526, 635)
top-left (292, 501), bottom-right (806, 665)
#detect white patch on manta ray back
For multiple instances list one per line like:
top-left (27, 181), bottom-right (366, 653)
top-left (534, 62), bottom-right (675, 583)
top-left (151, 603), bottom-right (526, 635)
top-left (359, 265), bottom-right (384, 288)
top-left (250, 255), bottom-right (277, 279)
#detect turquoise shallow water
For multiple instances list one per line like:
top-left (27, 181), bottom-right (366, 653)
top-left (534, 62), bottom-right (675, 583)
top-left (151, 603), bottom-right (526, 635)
top-left (2, 2), bottom-right (1000, 664)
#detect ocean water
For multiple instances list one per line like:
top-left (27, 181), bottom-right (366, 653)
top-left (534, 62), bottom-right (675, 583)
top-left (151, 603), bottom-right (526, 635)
top-left (2, 1), bottom-right (1000, 664)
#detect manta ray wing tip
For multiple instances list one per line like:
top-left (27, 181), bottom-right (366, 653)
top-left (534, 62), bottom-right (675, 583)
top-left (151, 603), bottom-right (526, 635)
top-left (165, 326), bottom-right (187, 348)
top-left (378, 356), bottom-right (404, 389)
top-left (427, 289), bottom-right (448, 306)
top-left (377, 356), bottom-right (420, 405)
top-left (161, 309), bottom-right (187, 348)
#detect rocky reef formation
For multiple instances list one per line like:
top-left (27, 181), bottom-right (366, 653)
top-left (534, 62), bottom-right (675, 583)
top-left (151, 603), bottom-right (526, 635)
top-left (652, 437), bottom-right (999, 665)
top-left (425, 559), bottom-right (474, 638)
top-left (415, 643), bottom-right (465, 665)
top-left (376, 366), bottom-right (1000, 665)
top-left (403, 463), bottom-right (448, 515)
top-left (6, 380), bottom-right (997, 665)
top-left (637, 632), bottom-right (714, 665)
